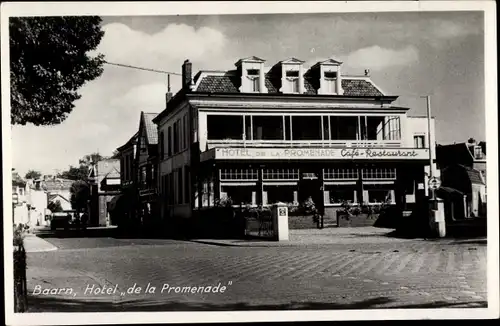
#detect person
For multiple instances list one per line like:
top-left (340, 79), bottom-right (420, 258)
top-left (81, 212), bottom-right (88, 231)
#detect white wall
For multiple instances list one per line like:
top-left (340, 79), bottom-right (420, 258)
top-left (157, 101), bottom-right (192, 219)
top-left (405, 117), bottom-right (436, 157)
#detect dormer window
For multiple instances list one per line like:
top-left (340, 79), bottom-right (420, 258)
top-left (324, 71), bottom-right (338, 94)
top-left (246, 69), bottom-right (260, 92)
top-left (286, 70), bottom-right (300, 93)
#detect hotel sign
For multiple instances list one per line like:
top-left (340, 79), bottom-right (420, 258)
top-left (212, 147), bottom-right (430, 160)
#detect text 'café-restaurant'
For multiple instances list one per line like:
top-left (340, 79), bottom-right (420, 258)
top-left (155, 57), bottom-right (435, 220)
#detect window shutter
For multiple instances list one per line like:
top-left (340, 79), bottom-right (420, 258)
top-left (293, 191), bottom-right (298, 204)
top-left (262, 191), bottom-right (268, 205)
top-left (252, 192), bottom-right (256, 205)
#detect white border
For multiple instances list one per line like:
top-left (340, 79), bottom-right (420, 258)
top-left (2, 1), bottom-right (498, 325)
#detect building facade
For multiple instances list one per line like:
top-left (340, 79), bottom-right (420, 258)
top-left (88, 159), bottom-right (121, 226)
top-left (153, 57), bottom-right (436, 228)
top-left (436, 138), bottom-right (487, 219)
top-left (114, 132), bottom-right (139, 228)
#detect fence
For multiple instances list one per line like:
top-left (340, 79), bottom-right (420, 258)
top-left (14, 243), bottom-right (28, 312)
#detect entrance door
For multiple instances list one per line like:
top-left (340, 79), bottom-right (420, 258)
top-left (299, 177), bottom-right (324, 214)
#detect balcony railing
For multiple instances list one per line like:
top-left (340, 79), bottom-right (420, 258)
top-left (206, 139), bottom-right (402, 149)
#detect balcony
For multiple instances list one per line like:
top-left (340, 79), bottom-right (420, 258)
top-left (207, 139), bottom-right (402, 149)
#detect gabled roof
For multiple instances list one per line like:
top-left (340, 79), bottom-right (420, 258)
top-left (97, 159), bottom-right (120, 178)
top-left (195, 75), bottom-right (384, 96)
top-left (280, 58), bottom-right (305, 64)
top-left (464, 166), bottom-right (485, 185)
top-left (235, 56), bottom-right (266, 66)
top-left (142, 112), bottom-right (158, 145)
top-left (48, 193), bottom-right (70, 203)
top-left (310, 58), bottom-right (343, 68)
top-left (117, 131), bottom-right (138, 152)
top-left (104, 167), bottom-right (120, 179)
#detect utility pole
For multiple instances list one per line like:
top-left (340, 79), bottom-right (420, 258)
top-left (425, 95), bottom-right (435, 200)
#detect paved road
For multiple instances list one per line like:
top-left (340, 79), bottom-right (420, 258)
top-left (25, 234), bottom-right (487, 312)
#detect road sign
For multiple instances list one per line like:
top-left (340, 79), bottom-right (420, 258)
top-left (428, 177), bottom-right (441, 190)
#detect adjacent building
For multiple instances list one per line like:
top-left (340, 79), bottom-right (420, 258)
top-left (88, 159), bottom-right (121, 226)
top-left (152, 57), bottom-right (436, 230)
top-left (436, 138), bottom-right (487, 219)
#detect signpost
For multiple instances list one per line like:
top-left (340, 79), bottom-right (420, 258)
top-left (428, 177), bottom-right (441, 191)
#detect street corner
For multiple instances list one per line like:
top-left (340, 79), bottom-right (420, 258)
top-left (24, 234), bottom-right (58, 253)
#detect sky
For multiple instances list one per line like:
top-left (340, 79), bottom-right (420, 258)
top-left (10, 11), bottom-right (485, 176)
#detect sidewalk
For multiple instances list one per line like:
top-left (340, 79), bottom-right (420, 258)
top-left (189, 227), bottom-right (486, 247)
top-left (23, 234), bottom-right (58, 253)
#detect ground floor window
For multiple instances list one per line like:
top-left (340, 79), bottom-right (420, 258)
top-left (263, 184), bottom-right (298, 205)
top-left (363, 183), bottom-right (395, 204)
top-left (324, 183), bottom-right (357, 205)
top-left (220, 184), bottom-right (256, 206)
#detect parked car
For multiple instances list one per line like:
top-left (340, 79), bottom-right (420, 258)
top-left (50, 211), bottom-right (73, 230)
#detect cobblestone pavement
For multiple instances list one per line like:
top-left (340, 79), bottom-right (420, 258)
top-left (25, 236), bottom-right (487, 312)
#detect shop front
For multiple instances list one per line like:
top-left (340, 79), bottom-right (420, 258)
top-left (195, 147), bottom-right (430, 224)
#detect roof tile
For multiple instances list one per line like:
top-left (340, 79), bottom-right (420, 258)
top-left (143, 113), bottom-right (158, 145)
top-left (195, 75), bottom-right (384, 96)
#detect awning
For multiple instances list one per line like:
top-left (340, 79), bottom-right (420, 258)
top-left (436, 186), bottom-right (465, 198)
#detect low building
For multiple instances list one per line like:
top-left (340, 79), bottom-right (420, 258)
top-left (153, 57), bottom-right (436, 233)
top-left (88, 159), bottom-right (121, 226)
top-left (436, 138), bottom-right (487, 219)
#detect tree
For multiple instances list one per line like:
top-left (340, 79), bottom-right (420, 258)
top-left (10, 16), bottom-right (105, 126)
top-left (58, 152), bottom-right (104, 181)
top-left (58, 165), bottom-right (89, 181)
top-left (70, 180), bottom-right (90, 213)
top-left (48, 200), bottom-right (63, 213)
top-left (24, 170), bottom-right (42, 180)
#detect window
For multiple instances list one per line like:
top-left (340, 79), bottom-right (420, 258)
top-left (207, 115), bottom-right (243, 140)
top-left (362, 168), bottom-right (397, 180)
top-left (286, 70), bottom-right (300, 93)
top-left (264, 185), bottom-right (296, 204)
top-left (252, 116), bottom-right (284, 140)
top-left (414, 135), bottom-right (425, 148)
top-left (167, 126), bottom-right (172, 156)
top-left (140, 137), bottom-right (147, 152)
top-left (324, 185), bottom-right (357, 205)
top-left (178, 168), bottom-right (183, 204)
top-left (221, 185), bottom-right (256, 206)
top-left (330, 116), bottom-right (358, 140)
top-left (292, 116), bottom-right (322, 140)
top-left (383, 116), bottom-right (401, 140)
top-left (364, 185), bottom-right (395, 204)
top-left (184, 166), bottom-right (190, 204)
top-left (263, 169), bottom-right (299, 180)
top-left (141, 166), bottom-right (147, 185)
top-left (183, 115), bottom-right (188, 149)
top-left (324, 71), bottom-right (337, 94)
top-left (323, 168), bottom-right (359, 180)
top-left (474, 146), bottom-right (483, 159)
top-left (247, 69), bottom-right (260, 92)
top-left (173, 121), bottom-right (179, 153)
top-left (220, 169), bottom-right (258, 180)
top-left (159, 131), bottom-right (164, 159)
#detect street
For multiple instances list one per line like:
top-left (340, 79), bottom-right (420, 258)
top-left (25, 229), bottom-right (487, 312)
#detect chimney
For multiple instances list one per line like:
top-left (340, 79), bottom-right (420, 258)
top-left (165, 73), bottom-right (173, 109)
top-left (182, 59), bottom-right (192, 90)
top-left (364, 69), bottom-right (370, 77)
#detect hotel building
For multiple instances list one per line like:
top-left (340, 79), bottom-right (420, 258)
top-left (153, 57), bottom-right (436, 225)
